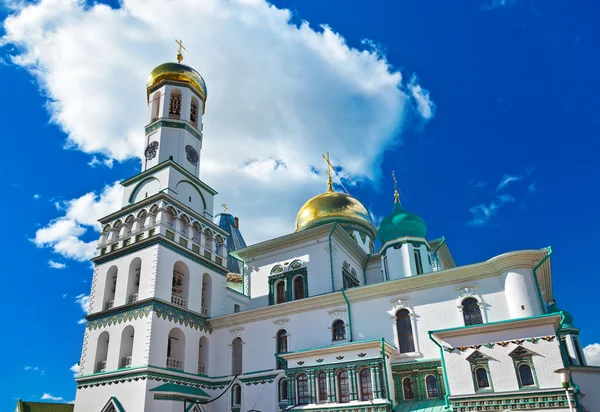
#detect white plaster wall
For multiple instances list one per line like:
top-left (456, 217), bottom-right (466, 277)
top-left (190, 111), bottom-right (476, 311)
top-left (74, 380), bottom-right (149, 412)
top-left (365, 258), bottom-right (383, 285)
top-left (166, 168), bottom-right (215, 219)
top-left (384, 244), bottom-right (412, 280)
top-left (131, 177), bottom-right (162, 204)
top-left (572, 367), bottom-right (600, 411)
top-left (503, 268), bottom-right (543, 317)
top-left (122, 167), bottom-right (170, 207)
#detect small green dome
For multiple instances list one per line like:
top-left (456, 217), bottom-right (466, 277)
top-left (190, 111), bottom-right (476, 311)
top-left (547, 302), bottom-right (576, 329)
top-left (378, 202), bottom-right (427, 244)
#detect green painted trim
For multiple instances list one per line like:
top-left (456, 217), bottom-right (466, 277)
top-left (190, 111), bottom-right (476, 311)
top-left (429, 313), bottom-right (561, 335)
top-left (145, 119), bottom-right (203, 141)
top-left (381, 338), bottom-right (393, 409)
top-left (100, 397), bottom-right (125, 412)
top-left (341, 288), bottom-right (353, 342)
top-left (239, 373), bottom-right (279, 385)
top-left (532, 246), bottom-right (552, 313)
top-left (120, 158), bottom-right (217, 196)
top-left (275, 353), bottom-right (288, 370)
top-left (428, 331), bottom-right (451, 410)
top-left (230, 254), bottom-right (248, 296)
top-left (93, 234), bottom-right (228, 275)
top-left (328, 220), bottom-right (340, 293)
top-left (282, 338), bottom-right (395, 356)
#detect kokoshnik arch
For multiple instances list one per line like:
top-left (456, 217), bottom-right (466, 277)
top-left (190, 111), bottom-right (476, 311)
top-left (71, 49), bottom-right (600, 412)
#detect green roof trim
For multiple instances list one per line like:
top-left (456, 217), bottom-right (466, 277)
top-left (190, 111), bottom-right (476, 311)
top-left (150, 383), bottom-right (210, 399)
top-left (429, 313), bottom-right (561, 335)
top-left (394, 398), bottom-right (446, 412)
top-left (100, 397), bottom-right (125, 412)
top-left (16, 400), bottom-right (74, 412)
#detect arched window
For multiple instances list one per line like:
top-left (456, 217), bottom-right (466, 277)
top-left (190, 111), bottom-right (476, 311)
top-left (294, 276), bottom-right (305, 300)
top-left (126, 257), bottom-right (141, 304)
top-left (462, 298), bottom-right (483, 325)
top-left (166, 328), bottom-right (185, 370)
top-left (297, 373), bottom-right (309, 405)
top-left (426, 375), bottom-right (439, 398)
top-left (359, 368), bottom-right (373, 401)
top-left (172, 261), bottom-right (189, 308)
top-left (279, 378), bottom-right (288, 402)
top-left (396, 309), bottom-right (415, 353)
top-left (276, 330), bottom-right (288, 369)
top-left (204, 229), bottom-right (214, 256)
top-left (119, 326), bottom-right (134, 369)
top-left (198, 336), bottom-right (209, 375)
top-left (232, 383), bottom-right (241, 406)
top-left (475, 367), bottom-right (490, 389)
top-left (104, 266), bottom-right (118, 310)
top-left (332, 320), bottom-right (346, 341)
top-left (232, 337), bottom-right (243, 375)
top-left (317, 371), bottom-right (327, 403)
top-left (337, 370), bottom-right (350, 403)
top-left (201, 273), bottom-right (212, 316)
top-left (402, 377), bottom-right (415, 400)
top-left (276, 280), bottom-right (286, 304)
top-left (151, 91), bottom-right (161, 121)
top-left (95, 331), bottom-right (110, 372)
top-left (518, 364), bottom-right (534, 386)
top-left (190, 97), bottom-right (199, 127)
top-left (168, 89), bottom-right (182, 119)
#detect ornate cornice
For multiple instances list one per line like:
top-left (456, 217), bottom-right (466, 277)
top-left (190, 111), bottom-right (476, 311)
top-left (86, 298), bottom-right (212, 333)
top-left (145, 119), bottom-right (203, 141)
top-left (391, 360), bottom-right (442, 373)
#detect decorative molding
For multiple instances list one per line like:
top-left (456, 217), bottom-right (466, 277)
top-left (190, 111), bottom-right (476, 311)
top-left (77, 369), bottom-right (228, 390)
top-left (239, 373), bottom-right (279, 386)
top-left (230, 327), bottom-right (244, 337)
top-left (273, 318), bottom-right (289, 330)
top-left (145, 119), bottom-right (203, 142)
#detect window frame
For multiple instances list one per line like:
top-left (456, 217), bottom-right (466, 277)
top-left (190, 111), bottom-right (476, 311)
top-left (232, 383), bottom-right (242, 406)
top-left (396, 309), bottom-right (416, 354)
top-left (461, 297), bottom-right (483, 326)
top-left (317, 371), bottom-right (328, 404)
top-left (332, 319), bottom-right (346, 342)
top-left (402, 377), bottom-right (415, 400)
top-left (296, 373), bottom-right (310, 405)
top-left (359, 367), bottom-right (373, 401)
top-left (337, 369), bottom-right (351, 403)
top-left (425, 374), bottom-right (439, 398)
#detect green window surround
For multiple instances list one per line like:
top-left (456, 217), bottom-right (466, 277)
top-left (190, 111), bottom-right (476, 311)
top-left (509, 346), bottom-right (539, 389)
top-left (466, 351), bottom-right (494, 393)
top-left (268, 267), bottom-right (308, 305)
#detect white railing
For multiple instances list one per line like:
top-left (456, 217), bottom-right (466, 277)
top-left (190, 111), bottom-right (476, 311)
top-left (198, 363), bottom-right (206, 374)
top-left (104, 300), bottom-right (114, 310)
top-left (201, 306), bottom-right (210, 316)
top-left (121, 356), bottom-right (132, 368)
top-left (171, 294), bottom-right (186, 308)
top-left (128, 293), bottom-right (138, 304)
top-left (96, 361), bottom-right (107, 372)
top-left (167, 357), bottom-right (183, 370)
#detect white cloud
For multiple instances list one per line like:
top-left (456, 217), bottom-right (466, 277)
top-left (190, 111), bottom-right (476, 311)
top-left (482, 0), bottom-right (518, 10)
top-left (75, 294), bottom-right (90, 314)
top-left (468, 194), bottom-right (515, 226)
top-left (584, 343), bottom-right (600, 366)
top-left (4, 0), bottom-right (434, 249)
top-left (69, 363), bottom-right (81, 377)
top-left (41, 393), bottom-right (63, 401)
top-left (48, 260), bottom-right (66, 269)
top-left (473, 181), bottom-right (487, 189)
top-left (30, 182), bottom-right (122, 261)
top-left (497, 174), bottom-right (522, 191)
top-left (528, 183), bottom-right (536, 194)
top-left (77, 318), bottom-right (86, 324)
top-left (33, 193), bottom-right (41, 200)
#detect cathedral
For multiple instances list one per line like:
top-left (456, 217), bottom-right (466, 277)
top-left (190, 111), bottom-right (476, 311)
top-left (72, 53), bottom-right (599, 412)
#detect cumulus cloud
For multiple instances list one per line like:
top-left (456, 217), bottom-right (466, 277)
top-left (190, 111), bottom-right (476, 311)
top-left (468, 194), bottom-right (515, 226)
top-left (41, 393), bottom-right (63, 401)
top-left (584, 343), bottom-right (600, 366)
top-left (33, 193), bottom-right (41, 200)
top-left (48, 260), bottom-right (66, 269)
top-left (4, 0), bottom-right (434, 248)
top-left (30, 182), bottom-right (122, 261)
top-left (70, 363), bottom-right (81, 377)
top-left (75, 294), bottom-right (90, 314)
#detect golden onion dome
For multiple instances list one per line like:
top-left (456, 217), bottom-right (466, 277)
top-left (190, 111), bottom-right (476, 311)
top-left (295, 190), bottom-right (375, 237)
top-left (146, 62), bottom-right (207, 110)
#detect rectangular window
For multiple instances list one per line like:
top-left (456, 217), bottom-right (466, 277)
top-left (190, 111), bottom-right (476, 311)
top-left (383, 255), bottom-right (389, 280)
top-left (574, 337), bottom-right (586, 365)
top-left (414, 249), bottom-right (423, 275)
top-left (234, 304), bottom-right (240, 313)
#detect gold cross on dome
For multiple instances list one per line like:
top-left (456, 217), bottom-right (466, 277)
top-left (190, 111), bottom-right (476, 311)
top-left (322, 152), bottom-right (334, 192)
top-left (221, 203), bottom-right (228, 213)
top-left (392, 170), bottom-right (400, 203)
top-left (175, 39), bottom-right (186, 63)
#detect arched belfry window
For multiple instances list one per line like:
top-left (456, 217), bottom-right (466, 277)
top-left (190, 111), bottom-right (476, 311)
top-left (276, 330), bottom-right (287, 369)
top-left (294, 276), bottom-right (305, 300)
top-left (275, 280), bottom-right (286, 304)
top-left (462, 298), bottom-right (483, 326)
top-left (359, 368), bottom-right (373, 401)
top-left (396, 309), bottom-right (415, 353)
top-left (332, 320), bottom-right (346, 341)
top-left (151, 91), bottom-right (161, 121)
top-left (232, 337), bottom-right (243, 375)
top-left (190, 97), bottom-right (199, 127)
top-left (168, 89), bottom-right (182, 119)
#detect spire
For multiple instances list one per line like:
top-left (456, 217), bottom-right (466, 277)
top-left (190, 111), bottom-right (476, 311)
top-left (175, 39), bottom-right (186, 63)
top-left (392, 170), bottom-right (400, 204)
top-left (322, 152), bottom-right (334, 193)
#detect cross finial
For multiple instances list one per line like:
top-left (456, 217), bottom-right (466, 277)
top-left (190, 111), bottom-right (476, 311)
top-left (175, 39), bottom-right (186, 63)
top-left (392, 170), bottom-right (400, 204)
top-left (322, 152), bottom-right (334, 192)
top-left (221, 203), bottom-right (228, 213)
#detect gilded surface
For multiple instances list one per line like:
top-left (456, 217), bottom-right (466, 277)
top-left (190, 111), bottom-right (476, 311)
top-left (295, 191), bottom-right (375, 236)
top-left (147, 62), bottom-right (207, 103)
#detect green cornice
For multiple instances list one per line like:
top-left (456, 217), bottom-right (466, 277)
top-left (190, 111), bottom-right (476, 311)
top-left (93, 234), bottom-right (228, 275)
top-left (391, 360), bottom-right (442, 373)
top-left (145, 119), bottom-right (203, 142)
top-left (121, 158), bottom-right (217, 196)
top-left (85, 298), bottom-right (212, 333)
top-left (239, 373), bottom-right (279, 386)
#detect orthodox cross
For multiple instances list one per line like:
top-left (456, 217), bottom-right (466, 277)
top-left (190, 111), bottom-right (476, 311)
top-left (392, 170), bottom-right (400, 203)
top-left (322, 152), bottom-right (334, 192)
top-left (176, 39), bottom-right (186, 63)
top-left (221, 203), bottom-right (228, 213)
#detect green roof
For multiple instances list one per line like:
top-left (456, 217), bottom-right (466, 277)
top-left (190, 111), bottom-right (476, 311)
top-left (378, 201), bottom-right (427, 244)
top-left (150, 383), bottom-right (210, 399)
top-left (394, 399), bottom-right (446, 412)
top-left (16, 401), bottom-right (74, 412)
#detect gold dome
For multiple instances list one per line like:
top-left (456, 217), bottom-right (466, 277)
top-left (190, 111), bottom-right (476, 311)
top-left (147, 62), bottom-right (207, 112)
top-left (295, 190), bottom-right (375, 237)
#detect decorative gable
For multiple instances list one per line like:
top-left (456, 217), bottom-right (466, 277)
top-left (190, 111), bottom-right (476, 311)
top-left (466, 350), bottom-right (491, 363)
top-left (100, 397), bottom-right (124, 412)
top-left (509, 346), bottom-right (535, 358)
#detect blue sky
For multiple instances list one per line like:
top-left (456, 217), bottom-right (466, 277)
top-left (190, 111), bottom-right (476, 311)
top-left (1, 0), bottom-right (599, 407)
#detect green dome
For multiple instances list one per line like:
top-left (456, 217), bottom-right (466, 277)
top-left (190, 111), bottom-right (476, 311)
top-left (378, 202), bottom-right (427, 244)
top-left (547, 302), bottom-right (576, 329)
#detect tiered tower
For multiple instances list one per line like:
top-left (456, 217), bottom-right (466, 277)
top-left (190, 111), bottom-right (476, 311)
top-left (74, 50), bottom-right (231, 412)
